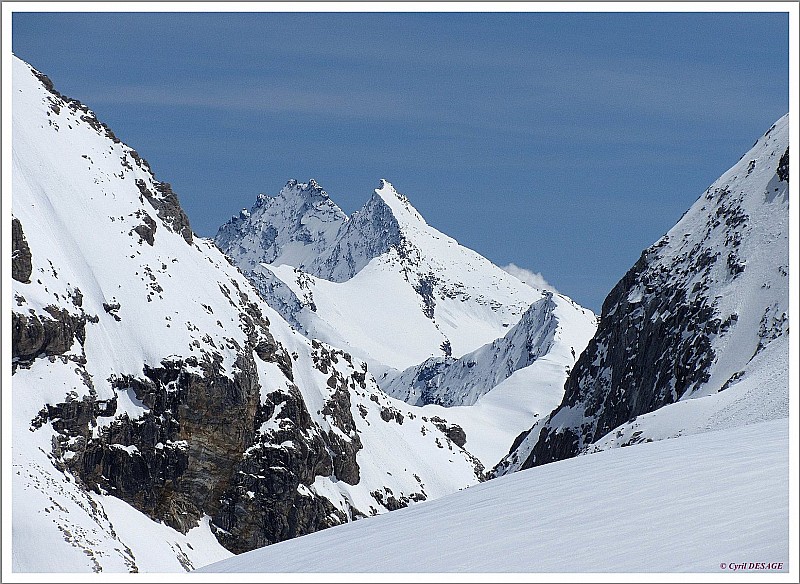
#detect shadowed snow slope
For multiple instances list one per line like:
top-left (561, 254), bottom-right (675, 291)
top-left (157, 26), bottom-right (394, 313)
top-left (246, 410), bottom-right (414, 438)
top-left (200, 419), bottom-right (789, 573)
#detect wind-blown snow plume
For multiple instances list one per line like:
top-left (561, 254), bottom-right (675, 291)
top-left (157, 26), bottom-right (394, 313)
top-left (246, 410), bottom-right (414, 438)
top-left (501, 263), bottom-right (559, 294)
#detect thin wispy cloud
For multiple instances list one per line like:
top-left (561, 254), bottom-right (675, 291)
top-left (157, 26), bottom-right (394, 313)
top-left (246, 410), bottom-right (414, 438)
top-left (89, 84), bottom-right (412, 119)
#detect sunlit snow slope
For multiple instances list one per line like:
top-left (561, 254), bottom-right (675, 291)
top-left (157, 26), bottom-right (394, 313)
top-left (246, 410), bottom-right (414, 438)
top-left (11, 55), bottom-right (483, 572)
top-left (201, 419), bottom-right (789, 573)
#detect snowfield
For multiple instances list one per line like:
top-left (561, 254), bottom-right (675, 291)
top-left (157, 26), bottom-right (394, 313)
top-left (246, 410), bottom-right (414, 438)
top-left (201, 419), bottom-right (790, 573)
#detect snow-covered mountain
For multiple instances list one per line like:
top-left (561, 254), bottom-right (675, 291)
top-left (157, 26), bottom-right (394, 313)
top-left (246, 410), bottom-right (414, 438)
top-left (200, 418), bottom-right (789, 573)
top-left (10, 55), bottom-right (484, 572)
top-left (496, 114), bottom-right (790, 474)
top-left (215, 179), bottom-right (560, 374)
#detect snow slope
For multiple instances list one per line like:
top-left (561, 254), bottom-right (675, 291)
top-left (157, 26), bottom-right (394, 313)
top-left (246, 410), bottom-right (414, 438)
top-left (216, 179), bottom-right (550, 373)
top-left (10, 55), bottom-right (483, 572)
top-left (502, 114), bottom-right (790, 472)
top-left (201, 419), bottom-right (789, 573)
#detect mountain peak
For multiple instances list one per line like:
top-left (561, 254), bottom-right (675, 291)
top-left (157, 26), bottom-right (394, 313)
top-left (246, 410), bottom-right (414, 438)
top-left (372, 179), bottom-right (427, 226)
top-left (215, 178), bottom-right (347, 273)
top-left (276, 178), bottom-right (331, 202)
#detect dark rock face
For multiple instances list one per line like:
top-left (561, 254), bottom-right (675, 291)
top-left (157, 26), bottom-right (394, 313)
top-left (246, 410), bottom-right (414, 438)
top-left (132, 212), bottom-right (157, 246)
top-left (37, 353), bottom-right (261, 533)
top-left (414, 273), bottom-right (438, 320)
top-left (209, 339), bottom-right (370, 554)
top-left (370, 487), bottom-right (425, 512)
top-left (12, 306), bottom-right (88, 369)
top-left (310, 340), bottom-right (364, 485)
top-left (430, 416), bottom-right (467, 448)
top-left (12, 218), bottom-right (33, 283)
top-left (212, 385), bottom-right (359, 554)
top-left (321, 386), bottom-right (362, 485)
top-left (777, 147), bottom-right (789, 183)
top-left (135, 179), bottom-right (193, 245)
top-left (522, 244), bottom-right (721, 468)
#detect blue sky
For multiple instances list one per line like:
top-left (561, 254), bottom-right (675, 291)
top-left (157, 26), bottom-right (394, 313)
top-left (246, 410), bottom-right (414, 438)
top-left (12, 11), bottom-right (789, 311)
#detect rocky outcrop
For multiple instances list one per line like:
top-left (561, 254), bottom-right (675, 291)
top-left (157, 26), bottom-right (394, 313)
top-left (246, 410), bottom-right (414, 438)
top-left (430, 416), bottom-right (467, 448)
top-left (35, 352), bottom-right (261, 533)
top-left (205, 341), bottom-right (369, 553)
top-left (33, 68), bottom-right (122, 145)
top-left (12, 218), bottom-right (33, 283)
top-left (777, 147), bottom-right (789, 183)
top-left (12, 306), bottom-right (91, 369)
top-left (523, 248), bottom-right (721, 468)
top-left (132, 211), bottom-right (157, 246)
top-left (212, 385), bottom-right (359, 553)
top-left (135, 179), bottom-right (193, 245)
top-left (311, 340), bottom-right (364, 485)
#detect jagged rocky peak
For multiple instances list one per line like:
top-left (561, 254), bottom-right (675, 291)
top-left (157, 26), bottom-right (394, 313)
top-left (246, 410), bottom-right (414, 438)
top-left (307, 180), bottom-right (419, 283)
top-left (215, 178), bottom-right (347, 273)
top-left (270, 177), bottom-right (332, 205)
top-left (216, 177), bottom-right (431, 284)
top-left (495, 113), bottom-right (790, 474)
